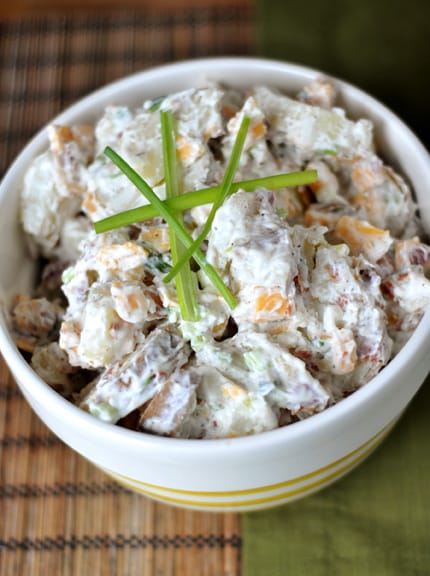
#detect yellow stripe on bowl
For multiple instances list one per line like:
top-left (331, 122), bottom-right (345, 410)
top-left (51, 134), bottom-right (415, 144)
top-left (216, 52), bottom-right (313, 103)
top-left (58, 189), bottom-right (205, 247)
top-left (102, 420), bottom-right (397, 511)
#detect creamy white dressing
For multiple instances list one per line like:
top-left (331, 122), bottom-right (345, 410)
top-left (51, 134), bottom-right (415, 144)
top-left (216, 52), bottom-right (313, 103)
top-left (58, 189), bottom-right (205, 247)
top-left (15, 80), bottom-right (430, 439)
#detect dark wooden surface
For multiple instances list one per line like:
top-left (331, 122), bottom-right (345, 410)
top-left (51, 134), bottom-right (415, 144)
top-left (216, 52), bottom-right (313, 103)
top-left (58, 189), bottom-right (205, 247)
top-left (0, 6), bottom-right (254, 574)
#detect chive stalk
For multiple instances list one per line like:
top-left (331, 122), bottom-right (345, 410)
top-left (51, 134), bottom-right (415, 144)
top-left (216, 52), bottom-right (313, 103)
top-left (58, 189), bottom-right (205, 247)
top-left (94, 169), bottom-right (318, 234)
top-left (164, 115), bottom-right (250, 283)
top-left (160, 110), bottom-right (199, 321)
top-left (104, 146), bottom-right (237, 309)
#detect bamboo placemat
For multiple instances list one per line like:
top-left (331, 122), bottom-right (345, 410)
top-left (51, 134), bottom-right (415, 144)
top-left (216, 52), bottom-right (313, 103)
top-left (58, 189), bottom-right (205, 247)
top-left (0, 8), bottom-right (255, 575)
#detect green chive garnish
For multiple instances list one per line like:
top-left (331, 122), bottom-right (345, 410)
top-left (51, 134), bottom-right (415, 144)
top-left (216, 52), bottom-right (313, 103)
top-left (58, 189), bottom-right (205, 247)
top-left (164, 115), bottom-right (250, 283)
top-left (160, 109), bottom-right (199, 321)
top-left (104, 146), bottom-right (238, 309)
top-left (93, 169), bottom-right (318, 234)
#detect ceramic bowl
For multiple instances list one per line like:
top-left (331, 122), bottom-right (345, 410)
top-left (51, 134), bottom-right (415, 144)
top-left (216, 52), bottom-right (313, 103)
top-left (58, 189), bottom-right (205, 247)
top-left (0, 58), bottom-right (429, 512)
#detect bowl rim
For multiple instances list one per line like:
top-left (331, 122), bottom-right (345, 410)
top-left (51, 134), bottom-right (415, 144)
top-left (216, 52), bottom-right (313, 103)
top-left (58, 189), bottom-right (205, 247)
top-left (1, 56), bottom-right (429, 457)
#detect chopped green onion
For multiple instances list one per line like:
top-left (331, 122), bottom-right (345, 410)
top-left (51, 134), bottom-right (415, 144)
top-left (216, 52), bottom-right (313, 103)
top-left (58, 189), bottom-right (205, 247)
top-left (61, 266), bottom-right (75, 284)
top-left (160, 109), bottom-right (199, 321)
top-left (104, 146), bottom-right (237, 309)
top-left (144, 254), bottom-right (172, 274)
top-left (146, 96), bottom-right (164, 112)
top-left (318, 149), bottom-right (337, 156)
top-left (164, 115), bottom-right (250, 283)
top-left (244, 349), bottom-right (269, 371)
top-left (94, 169), bottom-right (318, 234)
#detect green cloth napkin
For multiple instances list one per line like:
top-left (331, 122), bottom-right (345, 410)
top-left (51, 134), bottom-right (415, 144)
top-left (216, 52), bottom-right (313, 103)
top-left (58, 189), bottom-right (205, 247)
top-left (256, 0), bottom-right (430, 146)
top-left (244, 5), bottom-right (430, 574)
top-left (242, 376), bottom-right (430, 575)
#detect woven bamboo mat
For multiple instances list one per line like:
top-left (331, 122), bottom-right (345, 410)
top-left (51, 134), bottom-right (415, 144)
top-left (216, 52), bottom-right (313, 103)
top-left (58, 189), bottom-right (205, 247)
top-left (0, 8), bottom-right (255, 575)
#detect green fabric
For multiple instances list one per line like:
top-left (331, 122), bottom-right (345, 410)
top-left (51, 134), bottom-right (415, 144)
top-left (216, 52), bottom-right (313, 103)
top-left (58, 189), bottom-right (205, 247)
top-left (242, 375), bottom-right (430, 576)
top-left (256, 0), bottom-right (430, 146)
top-left (244, 5), bottom-right (430, 573)
top-left (242, 6), bottom-right (430, 573)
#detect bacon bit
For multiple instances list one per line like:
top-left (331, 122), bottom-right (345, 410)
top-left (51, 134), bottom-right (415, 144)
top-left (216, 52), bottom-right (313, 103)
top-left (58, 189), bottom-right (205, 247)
top-left (222, 105), bottom-right (237, 120)
top-left (42, 259), bottom-right (71, 292)
top-left (380, 280), bottom-right (395, 300)
top-left (410, 246), bottom-right (430, 267)
top-left (356, 341), bottom-right (379, 362)
top-left (146, 288), bottom-right (164, 309)
top-left (386, 313), bottom-right (403, 331)
top-left (292, 348), bottom-right (312, 361)
top-left (118, 376), bottom-right (133, 389)
top-left (393, 239), bottom-right (430, 272)
top-left (309, 180), bottom-right (322, 194)
top-left (336, 295), bottom-right (349, 308)
top-left (324, 263), bottom-right (339, 281)
top-left (358, 268), bottom-right (379, 283)
top-left (299, 186), bottom-right (314, 208)
top-left (359, 269), bottom-right (372, 282)
top-left (375, 253), bottom-right (396, 274)
top-left (341, 387), bottom-right (359, 399)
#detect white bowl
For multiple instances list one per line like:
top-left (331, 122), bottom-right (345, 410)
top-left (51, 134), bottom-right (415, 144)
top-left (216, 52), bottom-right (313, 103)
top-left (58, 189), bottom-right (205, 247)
top-left (1, 58), bottom-right (429, 512)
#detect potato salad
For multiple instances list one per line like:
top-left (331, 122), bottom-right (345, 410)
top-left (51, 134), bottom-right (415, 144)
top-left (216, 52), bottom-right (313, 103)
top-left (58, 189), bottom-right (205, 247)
top-left (12, 79), bottom-right (430, 439)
